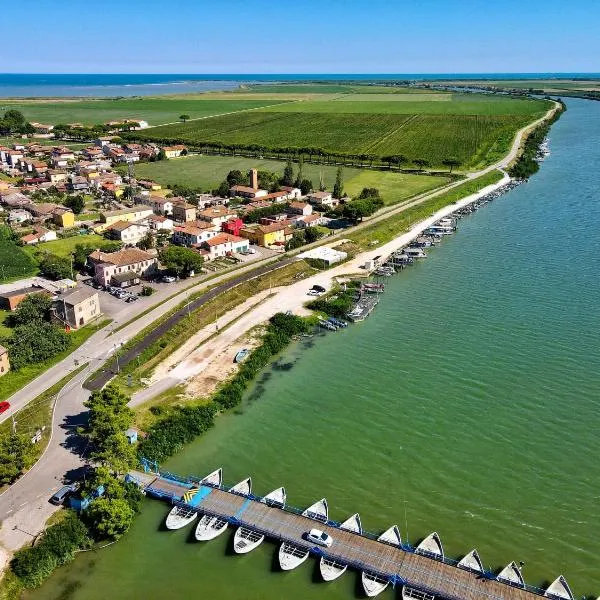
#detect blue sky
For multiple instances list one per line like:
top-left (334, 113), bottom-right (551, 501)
top-left (2, 0), bottom-right (599, 73)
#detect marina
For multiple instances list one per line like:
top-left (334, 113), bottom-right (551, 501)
top-left (128, 466), bottom-right (575, 600)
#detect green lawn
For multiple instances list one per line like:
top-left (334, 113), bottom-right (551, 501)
top-left (130, 154), bottom-right (446, 205)
top-left (0, 229), bottom-right (38, 283)
top-left (2, 98), bottom-right (292, 126)
top-left (0, 310), bottom-right (12, 339)
top-left (22, 233), bottom-right (104, 260)
top-left (0, 137), bottom-right (88, 150)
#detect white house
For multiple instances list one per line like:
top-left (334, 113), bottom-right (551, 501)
top-left (307, 191), bottom-right (337, 207)
top-left (20, 227), bottom-right (57, 245)
top-left (201, 233), bottom-right (249, 260)
top-left (173, 223), bottom-right (219, 246)
top-left (196, 206), bottom-right (238, 227)
top-left (287, 201), bottom-right (313, 216)
top-left (105, 220), bottom-right (150, 245)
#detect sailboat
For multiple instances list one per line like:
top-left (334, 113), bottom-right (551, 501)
top-left (319, 514), bottom-right (362, 581)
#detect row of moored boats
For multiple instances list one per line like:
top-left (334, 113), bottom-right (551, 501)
top-left (163, 469), bottom-right (574, 599)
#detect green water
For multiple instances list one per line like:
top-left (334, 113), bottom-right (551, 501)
top-left (30, 98), bottom-right (600, 599)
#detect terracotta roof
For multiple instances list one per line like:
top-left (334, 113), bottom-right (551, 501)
top-left (230, 185), bottom-right (258, 194)
top-left (198, 206), bottom-right (236, 218)
top-left (261, 191), bottom-right (288, 200)
top-left (203, 233), bottom-right (246, 247)
top-left (103, 205), bottom-right (152, 217)
top-left (89, 247), bottom-right (154, 266)
top-left (289, 201), bottom-right (309, 209)
top-left (107, 220), bottom-right (144, 232)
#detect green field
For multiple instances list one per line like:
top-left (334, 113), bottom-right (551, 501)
top-left (243, 83), bottom-right (445, 94)
top-left (2, 98), bottom-right (291, 126)
top-left (130, 154), bottom-right (448, 205)
top-left (22, 233), bottom-right (104, 260)
top-left (0, 229), bottom-right (38, 283)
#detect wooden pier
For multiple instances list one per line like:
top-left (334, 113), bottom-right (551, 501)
top-left (128, 469), bottom-right (564, 600)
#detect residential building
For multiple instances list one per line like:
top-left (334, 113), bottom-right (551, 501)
top-left (0, 345), bottom-right (9, 376)
top-left (30, 122), bottom-right (54, 135)
top-left (1, 191), bottom-right (30, 208)
top-left (221, 217), bottom-right (244, 237)
top-left (26, 202), bottom-right (62, 220)
top-left (197, 193), bottom-right (228, 208)
top-left (229, 185), bottom-right (268, 199)
top-left (105, 220), bottom-right (149, 245)
top-left (288, 201), bottom-right (313, 216)
top-left (201, 233), bottom-right (249, 260)
top-left (8, 209), bottom-right (32, 223)
top-left (296, 213), bottom-right (328, 228)
top-left (0, 287), bottom-right (49, 311)
top-left (52, 207), bottom-right (75, 228)
top-left (48, 169), bottom-right (68, 184)
top-left (88, 247), bottom-right (158, 286)
top-left (162, 145), bottom-right (187, 158)
top-left (172, 201), bottom-right (196, 223)
top-left (67, 176), bottom-right (89, 192)
top-left (307, 191), bottom-right (337, 207)
top-left (173, 222), bottom-right (219, 246)
top-left (197, 206), bottom-right (238, 227)
top-left (52, 287), bottom-right (101, 329)
top-left (140, 214), bottom-right (174, 231)
top-left (20, 226), bottom-right (58, 245)
top-left (98, 205), bottom-right (154, 231)
top-left (140, 195), bottom-right (174, 215)
top-left (239, 222), bottom-right (288, 248)
top-left (280, 186), bottom-right (302, 200)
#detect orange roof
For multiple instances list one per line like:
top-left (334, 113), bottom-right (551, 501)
top-left (89, 247), bottom-right (154, 266)
top-left (204, 233), bottom-right (246, 247)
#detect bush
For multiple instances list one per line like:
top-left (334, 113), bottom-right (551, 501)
top-left (141, 285), bottom-right (155, 296)
top-left (7, 322), bottom-right (70, 370)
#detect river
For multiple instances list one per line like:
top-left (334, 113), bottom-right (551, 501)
top-left (28, 97), bottom-right (600, 599)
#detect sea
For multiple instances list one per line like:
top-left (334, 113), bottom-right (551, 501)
top-left (26, 96), bottom-right (600, 600)
top-left (0, 73), bottom-right (599, 97)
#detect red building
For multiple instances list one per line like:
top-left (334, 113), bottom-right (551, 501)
top-left (221, 217), bottom-right (244, 237)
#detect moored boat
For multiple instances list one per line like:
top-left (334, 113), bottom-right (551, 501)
top-left (402, 585), bottom-right (435, 600)
top-left (404, 247), bottom-right (427, 259)
top-left (302, 498), bottom-right (328, 522)
top-left (497, 561), bottom-right (524, 588)
top-left (233, 526), bottom-right (265, 554)
top-left (194, 514), bottom-right (228, 541)
top-left (361, 571), bottom-right (390, 597)
top-left (261, 486), bottom-right (286, 508)
top-left (165, 504), bottom-right (198, 530)
top-left (229, 477), bottom-right (252, 496)
top-left (545, 575), bottom-right (574, 600)
top-left (319, 513), bottom-right (362, 581)
top-left (278, 541), bottom-right (310, 570)
top-left (234, 348), bottom-right (250, 363)
top-left (378, 524), bottom-right (402, 547)
top-left (458, 549), bottom-right (483, 574)
top-left (415, 531), bottom-right (444, 559)
top-left (199, 468), bottom-right (222, 488)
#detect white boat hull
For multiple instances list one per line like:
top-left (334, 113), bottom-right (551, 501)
top-left (362, 572), bottom-right (389, 597)
top-left (233, 527), bottom-right (265, 554)
top-left (261, 486), bottom-right (286, 508)
top-left (319, 557), bottom-right (347, 581)
top-left (279, 542), bottom-right (310, 570)
top-left (194, 515), bottom-right (228, 541)
top-left (165, 506), bottom-right (197, 530)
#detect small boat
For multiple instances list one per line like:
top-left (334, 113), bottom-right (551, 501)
top-left (392, 253), bottom-right (413, 265)
top-left (279, 541), bottom-right (310, 571)
top-left (234, 348), bottom-right (250, 363)
top-left (165, 504), bottom-right (198, 530)
top-left (412, 237), bottom-right (433, 248)
top-left (497, 561), bottom-right (524, 588)
top-left (319, 318), bottom-right (337, 331)
top-left (319, 514), bottom-right (362, 581)
top-left (302, 498), bottom-right (328, 522)
top-left (374, 266), bottom-right (394, 276)
top-left (416, 532), bottom-right (444, 560)
top-left (233, 526), bottom-right (264, 554)
top-left (545, 575), bottom-right (574, 600)
top-left (194, 514), bottom-right (228, 541)
top-left (362, 572), bottom-right (390, 597)
top-left (361, 282), bottom-right (385, 293)
top-left (404, 247), bottom-right (427, 259)
top-left (424, 225), bottom-right (453, 236)
top-left (199, 468), bottom-right (222, 488)
top-left (261, 486), bottom-right (286, 508)
top-left (458, 549), bottom-right (483, 574)
top-left (402, 586), bottom-right (436, 600)
top-left (436, 217), bottom-right (456, 229)
top-left (229, 477), bottom-right (252, 496)
top-left (378, 524), bottom-right (402, 547)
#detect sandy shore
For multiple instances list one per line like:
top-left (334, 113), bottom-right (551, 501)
top-left (133, 171), bottom-right (511, 407)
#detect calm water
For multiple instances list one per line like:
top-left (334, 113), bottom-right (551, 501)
top-left (1, 73), bottom-right (598, 97)
top-left (29, 98), bottom-right (600, 599)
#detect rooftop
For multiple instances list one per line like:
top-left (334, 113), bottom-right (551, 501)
top-left (59, 286), bottom-right (98, 306)
top-left (89, 247), bottom-right (154, 267)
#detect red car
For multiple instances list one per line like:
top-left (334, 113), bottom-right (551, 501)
top-left (0, 401), bottom-right (10, 414)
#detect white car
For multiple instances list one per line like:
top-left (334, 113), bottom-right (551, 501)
top-left (307, 289), bottom-right (323, 296)
top-left (306, 529), bottom-right (333, 548)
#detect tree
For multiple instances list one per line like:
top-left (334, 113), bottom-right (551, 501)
top-left (0, 433), bottom-right (30, 485)
top-left (282, 158), bottom-right (294, 186)
top-left (39, 253), bottom-right (72, 280)
top-left (413, 158), bottom-right (430, 171)
top-left (226, 169), bottom-right (244, 186)
top-left (285, 230), bottom-right (306, 251)
top-left (159, 246), bottom-right (204, 276)
top-left (304, 226), bottom-right (324, 244)
top-left (7, 322), bottom-right (70, 370)
top-left (357, 187), bottom-right (380, 200)
top-left (333, 166), bottom-right (344, 199)
top-left (299, 178), bottom-right (313, 195)
top-left (10, 294), bottom-right (52, 326)
top-left (342, 197), bottom-right (384, 223)
top-left (442, 158), bottom-right (461, 173)
top-left (86, 498), bottom-right (135, 540)
top-left (64, 194), bottom-right (85, 214)
top-left (294, 156), bottom-right (304, 188)
top-left (137, 231), bottom-right (155, 250)
top-left (319, 171), bottom-right (326, 192)
top-left (179, 114), bottom-right (191, 123)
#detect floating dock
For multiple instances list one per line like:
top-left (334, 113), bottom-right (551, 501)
top-left (128, 467), bottom-right (572, 600)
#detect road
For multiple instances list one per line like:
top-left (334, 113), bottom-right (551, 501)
top-left (0, 102), bottom-right (558, 555)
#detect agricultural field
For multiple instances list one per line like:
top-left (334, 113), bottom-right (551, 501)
top-left (1, 97), bottom-right (291, 126)
top-left (0, 228), bottom-right (38, 283)
top-left (22, 233), bottom-right (104, 260)
top-left (130, 154), bottom-right (448, 206)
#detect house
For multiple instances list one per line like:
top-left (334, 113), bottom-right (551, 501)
top-left (0, 286), bottom-right (49, 311)
top-left (229, 185), bottom-right (268, 200)
top-left (221, 217), bottom-right (244, 237)
top-left (8, 209), bottom-right (32, 224)
top-left (52, 286), bottom-right (101, 329)
top-left (105, 220), bottom-right (149, 245)
top-left (30, 122), bottom-right (54, 135)
top-left (26, 202), bottom-right (63, 221)
top-left (296, 213), bottom-right (328, 228)
top-left (98, 205), bottom-right (154, 231)
top-left (138, 180), bottom-right (162, 191)
top-left (287, 201), bottom-right (313, 216)
top-left (162, 145), bottom-right (187, 158)
top-left (1, 192), bottom-right (31, 208)
top-left (0, 345), bottom-right (9, 377)
top-left (88, 247), bottom-right (158, 286)
top-left (197, 206), bottom-right (237, 227)
top-left (139, 214), bottom-right (174, 231)
top-left (173, 222), bottom-right (219, 246)
top-left (94, 137), bottom-right (113, 147)
top-left (83, 147), bottom-right (104, 160)
top-left (307, 191), bottom-right (337, 207)
top-left (47, 169), bottom-right (68, 184)
top-left (7, 150), bottom-right (24, 167)
top-left (67, 176), bottom-right (89, 192)
top-left (197, 193), bottom-right (228, 208)
top-left (239, 222), bottom-right (288, 248)
top-left (20, 226), bottom-right (58, 245)
top-left (280, 186), bottom-right (302, 200)
top-left (52, 207), bottom-right (75, 228)
top-left (140, 195), bottom-right (174, 215)
top-left (172, 201), bottom-right (196, 223)
top-left (201, 233), bottom-right (249, 260)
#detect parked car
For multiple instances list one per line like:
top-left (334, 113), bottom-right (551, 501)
top-left (162, 275), bottom-right (176, 283)
top-left (307, 289), bottom-right (322, 296)
top-left (305, 529), bottom-right (333, 548)
top-left (0, 401), bottom-right (10, 414)
top-left (311, 284), bottom-right (326, 293)
top-left (49, 483), bottom-right (78, 506)
top-left (248, 247), bottom-right (257, 254)
top-left (125, 295), bottom-right (139, 303)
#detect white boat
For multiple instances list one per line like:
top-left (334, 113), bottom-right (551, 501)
top-left (229, 477), bottom-right (252, 496)
top-left (199, 468), bottom-right (222, 488)
top-left (378, 524), bottom-right (402, 547)
top-left (497, 561), bottom-right (524, 587)
top-left (416, 532), bottom-right (444, 559)
top-left (545, 575), bottom-right (574, 600)
top-left (194, 514), bottom-right (228, 541)
top-left (278, 541), bottom-right (310, 570)
top-left (165, 504), bottom-right (198, 530)
top-left (319, 513), bottom-right (362, 581)
top-left (233, 526), bottom-right (265, 554)
top-left (404, 247), bottom-right (427, 259)
top-left (361, 571), bottom-right (390, 597)
top-left (402, 586), bottom-right (436, 600)
top-left (458, 549), bottom-right (483, 574)
top-left (261, 486), bottom-right (286, 508)
top-left (436, 218), bottom-right (455, 228)
top-left (302, 498), bottom-right (328, 522)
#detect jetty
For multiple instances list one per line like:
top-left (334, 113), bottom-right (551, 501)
top-left (128, 466), bottom-right (574, 600)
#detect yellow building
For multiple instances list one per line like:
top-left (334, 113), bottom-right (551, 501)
top-left (239, 222), bottom-right (287, 248)
top-left (53, 208), bottom-right (75, 228)
top-left (96, 205), bottom-right (154, 232)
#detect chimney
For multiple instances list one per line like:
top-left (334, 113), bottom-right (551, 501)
top-left (250, 168), bottom-right (258, 190)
